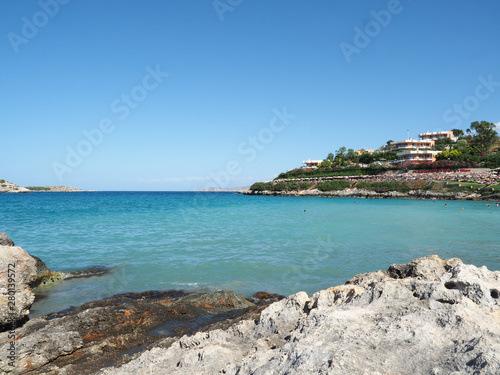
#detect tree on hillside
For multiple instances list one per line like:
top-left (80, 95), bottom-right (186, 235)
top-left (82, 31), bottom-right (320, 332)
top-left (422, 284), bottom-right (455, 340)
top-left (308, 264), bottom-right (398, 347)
top-left (359, 152), bottom-right (375, 164)
top-left (335, 146), bottom-right (346, 158)
top-left (319, 159), bottom-right (332, 168)
top-left (435, 137), bottom-right (454, 151)
top-left (451, 128), bottom-right (464, 138)
top-left (454, 139), bottom-right (468, 153)
top-left (467, 121), bottom-right (499, 153)
top-left (346, 148), bottom-right (358, 163)
top-left (333, 146), bottom-right (347, 166)
top-left (326, 153), bottom-right (334, 162)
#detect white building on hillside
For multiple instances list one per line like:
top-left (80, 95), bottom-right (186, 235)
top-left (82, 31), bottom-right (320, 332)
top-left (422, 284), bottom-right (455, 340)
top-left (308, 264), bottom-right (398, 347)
top-left (302, 158), bottom-right (322, 170)
top-left (418, 130), bottom-right (457, 142)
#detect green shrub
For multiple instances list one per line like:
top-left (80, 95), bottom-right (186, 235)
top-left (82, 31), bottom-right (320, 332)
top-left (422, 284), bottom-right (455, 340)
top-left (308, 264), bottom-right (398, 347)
top-left (316, 180), bottom-right (351, 191)
top-left (357, 181), bottom-right (410, 193)
top-left (249, 182), bottom-right (273, 191)
top-left (276, 167), bottom-right (388, 180)
top-left (481, 153), bottom-right (500, 169)
top-left (26, 186), bottom-right (51, 191)
top-left (272, 182), bottom-right (288, 192)
top-left (298, 181), bottom-right (312, 190)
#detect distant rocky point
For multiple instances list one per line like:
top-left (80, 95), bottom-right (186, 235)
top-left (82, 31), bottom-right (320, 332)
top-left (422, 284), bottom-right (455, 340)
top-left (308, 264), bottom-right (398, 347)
top-left (0, 179), bottom-right (29, 193)
top-left (0, 179), bottom-right (87, 193)
top-left (25, 186), bottom-right (86, 192)
top-left (200, 186), bottom-right (250, 192)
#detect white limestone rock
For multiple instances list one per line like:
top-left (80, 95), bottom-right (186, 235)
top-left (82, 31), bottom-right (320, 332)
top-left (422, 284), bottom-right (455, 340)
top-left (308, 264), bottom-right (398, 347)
top-left (0, 245), bottom-right (37, 329)
top-left (98, 255), bottom-right (500, 375)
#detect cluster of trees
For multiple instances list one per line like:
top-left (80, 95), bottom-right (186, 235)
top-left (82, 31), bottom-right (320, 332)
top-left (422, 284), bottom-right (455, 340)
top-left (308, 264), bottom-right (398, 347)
top-left (250, 181), bottom-right (313, 192)
top-left (316, 121), bottom-right (499, 170)
top-left (435, 121), bottom-right (499, 167)
top-left (318, 146), bottom-right (398, 169)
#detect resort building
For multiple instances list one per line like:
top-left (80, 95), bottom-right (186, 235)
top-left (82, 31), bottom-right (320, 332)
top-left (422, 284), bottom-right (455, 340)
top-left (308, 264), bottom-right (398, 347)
top-left (394, 149), bottom-right (441, 163)
top-left (302, 158), bottom-right (322, 170)
top-left (356, 149), bottom-right (375, 154)
top-left (418, 130), bottom-right (457, 142)
top-left (390, 138), bottom-right (435, 151)
top-left (391, 136), bottom-right (443, 164)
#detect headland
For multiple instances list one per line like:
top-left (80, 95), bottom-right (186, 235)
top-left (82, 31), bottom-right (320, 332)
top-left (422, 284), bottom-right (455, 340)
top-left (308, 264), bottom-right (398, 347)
top-left (243, 168), bottom-right (500, 201)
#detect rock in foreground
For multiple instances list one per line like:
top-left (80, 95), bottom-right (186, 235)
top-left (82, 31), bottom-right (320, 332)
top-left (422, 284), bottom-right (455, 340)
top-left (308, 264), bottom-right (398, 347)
top-left (0, 289), bottom-right (277, 374)
top-left (99, 255), bottom-right (500, 375)
top-left (0, 242), bottom-right (37, 330)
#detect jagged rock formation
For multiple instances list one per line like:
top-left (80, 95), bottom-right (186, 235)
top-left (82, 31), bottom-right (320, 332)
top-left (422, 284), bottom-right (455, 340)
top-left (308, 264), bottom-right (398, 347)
top-left (0, 290), bottom-right (277, 374)
top-left (0, 236), bottom-right (38, 330)
top-left (99, 255), bottom-right (500, 375)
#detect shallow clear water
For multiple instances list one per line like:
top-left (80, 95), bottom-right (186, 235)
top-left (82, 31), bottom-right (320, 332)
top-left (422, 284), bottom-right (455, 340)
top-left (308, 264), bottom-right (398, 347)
top-left (1, 192), bottom-right (499, 317)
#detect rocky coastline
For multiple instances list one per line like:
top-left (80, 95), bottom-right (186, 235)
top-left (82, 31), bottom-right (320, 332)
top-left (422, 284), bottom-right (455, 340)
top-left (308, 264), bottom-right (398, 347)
top-left (1, 233), bottom-right (500, 374)
top-left (240, 187), bottom-right (500, 201)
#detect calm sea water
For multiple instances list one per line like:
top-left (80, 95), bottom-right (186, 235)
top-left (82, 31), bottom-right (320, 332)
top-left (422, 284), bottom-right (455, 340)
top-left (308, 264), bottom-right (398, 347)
top-left (1, 192), bottom-right (499, 317)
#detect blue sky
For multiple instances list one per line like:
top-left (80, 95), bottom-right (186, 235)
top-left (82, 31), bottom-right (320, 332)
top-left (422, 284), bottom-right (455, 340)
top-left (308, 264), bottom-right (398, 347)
top-left (1, 0), bottom-right (499, 191)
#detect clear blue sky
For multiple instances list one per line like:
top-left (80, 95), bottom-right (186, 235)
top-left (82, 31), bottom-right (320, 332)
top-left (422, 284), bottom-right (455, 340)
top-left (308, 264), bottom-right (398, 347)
top-left (1, 0), bottom-right (499, 191)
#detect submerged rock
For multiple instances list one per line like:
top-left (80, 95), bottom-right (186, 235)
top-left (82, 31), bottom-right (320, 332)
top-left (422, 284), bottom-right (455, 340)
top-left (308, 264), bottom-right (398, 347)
top-left (0, 289), bottom-right (272, 374)
top-left (99, 255), bottom-right (500, 375)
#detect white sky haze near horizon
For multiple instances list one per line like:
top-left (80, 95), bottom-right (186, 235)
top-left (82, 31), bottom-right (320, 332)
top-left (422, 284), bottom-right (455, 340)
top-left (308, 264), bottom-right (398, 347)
top-left (1, 0), bottom-right (499, 190)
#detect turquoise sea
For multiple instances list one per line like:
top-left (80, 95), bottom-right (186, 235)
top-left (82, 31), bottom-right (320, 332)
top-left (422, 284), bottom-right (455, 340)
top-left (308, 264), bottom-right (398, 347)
top-left (1, 192), bottom-right (499, 317)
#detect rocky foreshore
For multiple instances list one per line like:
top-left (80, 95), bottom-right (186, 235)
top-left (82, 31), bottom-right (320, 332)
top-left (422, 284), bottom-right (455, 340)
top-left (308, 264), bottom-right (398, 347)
top-left (0, 234), bottom-right (282, 374)
top-left (98, 255), bottom-right (500, 375)
top-left (241, 187), bottom-right (500, 201)
top-left (1, 234), bottom-right (500, 374)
